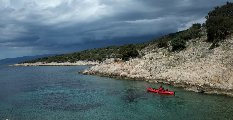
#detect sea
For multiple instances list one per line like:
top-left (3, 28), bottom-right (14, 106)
top-left (0, 65), bottom-right (233, 120)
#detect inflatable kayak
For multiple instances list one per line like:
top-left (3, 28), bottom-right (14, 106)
top-left (147, 87), bottom-right (175, 95)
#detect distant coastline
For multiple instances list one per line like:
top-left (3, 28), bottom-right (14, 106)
top-left (11, 61), bottom-right (99, 66)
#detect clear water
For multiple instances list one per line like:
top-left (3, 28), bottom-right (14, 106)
top-left (0, 66), bottom-right (233, 120)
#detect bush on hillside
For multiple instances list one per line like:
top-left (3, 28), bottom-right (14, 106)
top-left (206, 2), bottom-right (233, 44)
top-left (157, 38), bottom-right (169, 48)
top-left (171, 37), bottom-right (186, 51)
top-left (157, 40), bottom-right (168, 48)
top-left (119, 44), bottom-right (139, 61)
top-left (180, 23), bottom-right (202, 40)
top-left (156, 23), bottom-right (201, 50)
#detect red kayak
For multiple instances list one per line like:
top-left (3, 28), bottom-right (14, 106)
top-left (147, 87), bottom-right (175, 95)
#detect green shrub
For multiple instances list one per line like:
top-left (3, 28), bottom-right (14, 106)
top-left (157, 37), bottom-right (169, 48)
top-left (206, 2), bottom-right (233, 44)
top-left (180, 23), bottom-right (202, 40)
top-left (157, 40), bottom-right (168, 48)
top-left (171, 37), bottom-right (186, 51)
top-left (119, 44), bottom-right (139, 61)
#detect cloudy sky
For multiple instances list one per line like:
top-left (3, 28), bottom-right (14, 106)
top-left (0, 0), bottom-right (231, 59)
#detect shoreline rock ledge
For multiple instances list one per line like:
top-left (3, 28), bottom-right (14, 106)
top-left (83, 36), bottom-right (233, 97)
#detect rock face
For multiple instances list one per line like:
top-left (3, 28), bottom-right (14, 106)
top-left (83, 35), bottom-right (233, 96)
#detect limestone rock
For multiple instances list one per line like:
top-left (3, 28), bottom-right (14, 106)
top-left (84, 35), bottom-right (233, 96)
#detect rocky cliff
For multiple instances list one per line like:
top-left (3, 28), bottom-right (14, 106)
top-left (83, 34), bottom-right (233, 96)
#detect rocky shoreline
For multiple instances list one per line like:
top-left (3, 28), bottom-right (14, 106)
top-left (12, 35), bottom-right (233, 97)
top-left (83, 36), bottom-right (233, 97)
top-left (12, 61), bottom-right (99, 66)
top-left (83, 69), bottom-right (233, 97)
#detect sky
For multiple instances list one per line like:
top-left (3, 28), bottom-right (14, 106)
top-left (0, 0), bottom-right (231, 60)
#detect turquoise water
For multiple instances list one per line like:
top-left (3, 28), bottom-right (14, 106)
top-left (0, 66), bottom-right (233, 120)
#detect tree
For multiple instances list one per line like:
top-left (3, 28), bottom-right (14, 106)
top-left (171, 37), bottom-right (186, 51)
top-left (119, 44), bottom-right (139, 61)
top-left (206, 2), bottom-right (233, 44)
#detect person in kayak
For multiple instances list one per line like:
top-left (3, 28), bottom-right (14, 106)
top-left (158, 85), bottom-right (164, 91)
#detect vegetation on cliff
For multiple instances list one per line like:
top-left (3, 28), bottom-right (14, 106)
top-left (24, 44), bottom-right (145, 63)
top-left (206, 2), bottom-right (233, 49)
top-left (153, 2), bottom-right (233, 51)
top-left (151, 23), bottom-right (202, 51)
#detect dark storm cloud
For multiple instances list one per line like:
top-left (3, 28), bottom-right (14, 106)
top-left (0, 0), bottom-right (231, 59)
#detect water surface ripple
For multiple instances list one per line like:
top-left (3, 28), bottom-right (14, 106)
top-left (0, 66), bottom-right (233, 120)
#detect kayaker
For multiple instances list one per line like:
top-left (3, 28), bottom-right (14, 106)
top-left (158, 85), bottom-right (163, 91)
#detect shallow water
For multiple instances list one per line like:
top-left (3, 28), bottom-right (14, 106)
top-left (0, 66), bottom-right (233, 120)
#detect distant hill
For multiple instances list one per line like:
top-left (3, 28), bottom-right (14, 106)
top-left (0, 54), bottom-right (55, 65)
